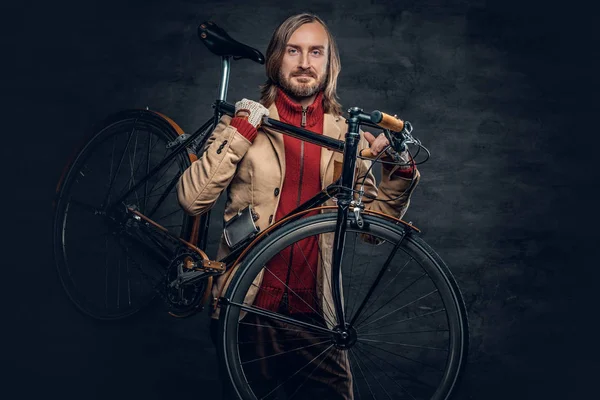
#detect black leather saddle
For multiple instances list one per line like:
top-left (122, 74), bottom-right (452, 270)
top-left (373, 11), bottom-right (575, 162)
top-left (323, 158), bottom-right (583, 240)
top-left (198, 21), bottom-right (265, 64)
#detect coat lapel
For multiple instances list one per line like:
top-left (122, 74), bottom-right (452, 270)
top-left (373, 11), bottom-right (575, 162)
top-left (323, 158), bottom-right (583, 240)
top-left (261, 103), bottom-right (286, 185)
top-left (321, 113), bottom-right (343, 189)
top-left (261, 102), bottom-right (343, 190)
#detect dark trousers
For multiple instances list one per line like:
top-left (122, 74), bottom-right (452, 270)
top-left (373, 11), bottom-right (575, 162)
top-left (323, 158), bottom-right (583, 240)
top-left (211, 313), bottom-right (353, 399)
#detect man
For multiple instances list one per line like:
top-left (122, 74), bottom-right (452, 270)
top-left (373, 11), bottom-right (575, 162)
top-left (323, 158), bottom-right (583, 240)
top-left (177, 13), bottom-right (420, 399)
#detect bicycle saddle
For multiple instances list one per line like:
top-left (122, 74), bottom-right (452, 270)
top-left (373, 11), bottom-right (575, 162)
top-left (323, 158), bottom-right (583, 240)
top-left (198, 21), bottom-right (265, 64)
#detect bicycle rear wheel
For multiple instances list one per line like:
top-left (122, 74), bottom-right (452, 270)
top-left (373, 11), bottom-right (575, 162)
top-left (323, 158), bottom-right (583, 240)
top-left (53, 111), bottom-right (196, 319)
top-left (219, 213), bottom-right (469, 400)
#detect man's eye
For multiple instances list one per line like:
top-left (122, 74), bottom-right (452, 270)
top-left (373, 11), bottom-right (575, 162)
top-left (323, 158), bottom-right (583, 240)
top-left (288, 48), bottom-right (297, 54)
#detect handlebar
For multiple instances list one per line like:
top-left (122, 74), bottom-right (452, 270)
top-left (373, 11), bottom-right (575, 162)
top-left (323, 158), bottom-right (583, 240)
top-left (370, 110), bottom-right (405, 132)
top-left (216, 101), bottom-right (418, 162)
top-left (358, 148), bottom-right (380, 159)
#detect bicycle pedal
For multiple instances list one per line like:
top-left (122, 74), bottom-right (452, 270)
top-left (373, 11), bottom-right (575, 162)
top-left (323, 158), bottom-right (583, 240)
top-left (195, 259), bottom-right (226, 273)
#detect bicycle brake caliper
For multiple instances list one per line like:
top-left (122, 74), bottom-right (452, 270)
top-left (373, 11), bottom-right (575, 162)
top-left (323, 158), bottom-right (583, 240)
top-left (166, 133), bottom-right (190, 149)
top-left (352, 201), bottom-right (365, 229)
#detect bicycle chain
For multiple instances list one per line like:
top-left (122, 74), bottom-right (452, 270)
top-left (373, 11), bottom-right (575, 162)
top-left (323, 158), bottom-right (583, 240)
top-left (117, 209), bottom-right (205, 306)
top-left (115, 233), bottom-right (171, 305)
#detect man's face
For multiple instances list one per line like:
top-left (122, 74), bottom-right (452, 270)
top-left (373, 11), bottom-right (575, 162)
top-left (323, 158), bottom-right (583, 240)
top-left (278, 22), bottom-right (329, 99)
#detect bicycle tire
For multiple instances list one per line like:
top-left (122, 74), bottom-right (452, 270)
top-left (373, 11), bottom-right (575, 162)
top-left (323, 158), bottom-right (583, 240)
top-left (219, 212), bottom-right (469, 400)
top-left (53, 111), bottom-right (195, 320)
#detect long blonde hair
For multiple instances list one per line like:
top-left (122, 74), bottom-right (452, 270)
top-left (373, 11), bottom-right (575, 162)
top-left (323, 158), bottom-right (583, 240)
top-left (259, 13), bottom-right (342, 116)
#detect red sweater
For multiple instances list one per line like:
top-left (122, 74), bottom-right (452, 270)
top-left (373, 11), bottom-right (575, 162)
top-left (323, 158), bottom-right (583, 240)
top-left (251, 89), bottom-right (324, 314)
top-left (229, 90), bottom-right (415, 314)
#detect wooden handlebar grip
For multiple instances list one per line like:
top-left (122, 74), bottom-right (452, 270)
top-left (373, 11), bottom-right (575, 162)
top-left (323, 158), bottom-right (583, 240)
top-left (359, 148), bottom-right (376, 159)
top-left (371, 110), bottom-right (405, 131)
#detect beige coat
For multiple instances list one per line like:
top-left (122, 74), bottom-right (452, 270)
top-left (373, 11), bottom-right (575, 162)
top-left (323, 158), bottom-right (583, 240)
top-left (177, 102), bottom-right (420, 321)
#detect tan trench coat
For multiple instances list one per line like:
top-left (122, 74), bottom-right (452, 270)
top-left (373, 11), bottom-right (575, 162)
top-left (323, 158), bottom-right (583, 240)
top-left (177, 102), bottom-right (420, 321)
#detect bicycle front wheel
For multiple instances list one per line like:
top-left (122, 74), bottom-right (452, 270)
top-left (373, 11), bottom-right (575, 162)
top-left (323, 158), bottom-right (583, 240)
top-left (53, 111), bottom-right (196, 320)
top-left (219, 212), bottom-right (468, 400)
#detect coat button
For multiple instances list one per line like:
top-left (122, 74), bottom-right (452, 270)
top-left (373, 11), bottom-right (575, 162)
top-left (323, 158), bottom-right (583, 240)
top-left (268, 215), bottom-right (273, 224)
top-left (274, 188), bottom-right (280, 196)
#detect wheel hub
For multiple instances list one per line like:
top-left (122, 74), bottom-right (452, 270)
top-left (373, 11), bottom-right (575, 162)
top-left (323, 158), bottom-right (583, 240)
top-left (332, 324), bottom-right (357, 349)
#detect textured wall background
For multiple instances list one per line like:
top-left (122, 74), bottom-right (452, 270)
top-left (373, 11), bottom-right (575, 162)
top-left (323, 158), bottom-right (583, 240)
top-left (2, 0), bottom-right (598, 399)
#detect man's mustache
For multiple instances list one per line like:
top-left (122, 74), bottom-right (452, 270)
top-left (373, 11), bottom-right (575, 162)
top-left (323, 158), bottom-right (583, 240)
top-left (292, 71), bottom-right (317, 78)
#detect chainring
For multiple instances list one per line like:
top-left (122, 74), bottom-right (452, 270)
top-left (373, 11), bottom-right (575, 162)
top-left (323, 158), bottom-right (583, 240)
top-left (165, 253), bottom-right (209, 317)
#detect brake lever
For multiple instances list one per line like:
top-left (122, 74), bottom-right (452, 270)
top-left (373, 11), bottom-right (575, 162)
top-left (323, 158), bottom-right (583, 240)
top-left (384, 120), bottom-right (416, 155)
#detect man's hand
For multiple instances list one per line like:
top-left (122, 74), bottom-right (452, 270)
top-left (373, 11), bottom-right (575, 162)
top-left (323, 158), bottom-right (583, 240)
top-left (363, 131), bottom-right (416, 177)
top-left (363, 131), bottom-right (390, 157)
top-left (234, 99), bottom-right (270, 128)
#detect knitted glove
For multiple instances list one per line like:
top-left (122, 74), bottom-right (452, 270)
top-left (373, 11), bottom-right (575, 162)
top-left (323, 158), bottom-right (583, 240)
top-left (234, 98), bottom-right (270, 128)
top-left (382, 148), bottom-right (416, 178)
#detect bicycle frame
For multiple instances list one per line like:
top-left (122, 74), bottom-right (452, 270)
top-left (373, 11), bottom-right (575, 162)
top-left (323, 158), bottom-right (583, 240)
top-left (107, 56), bottom-right (389, 328)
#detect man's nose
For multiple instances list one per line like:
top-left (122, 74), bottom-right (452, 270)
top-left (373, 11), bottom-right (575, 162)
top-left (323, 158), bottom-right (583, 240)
top-left (299, 52), bottom-right (310, 69)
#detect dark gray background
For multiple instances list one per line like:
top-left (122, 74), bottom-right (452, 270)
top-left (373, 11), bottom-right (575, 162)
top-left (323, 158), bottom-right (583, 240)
top-left (2, 0), bottom-right (598, 399)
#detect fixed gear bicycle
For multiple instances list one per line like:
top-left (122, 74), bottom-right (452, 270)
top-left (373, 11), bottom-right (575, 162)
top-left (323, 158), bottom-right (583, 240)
top-left (53, 21), bottom-right (468, 399)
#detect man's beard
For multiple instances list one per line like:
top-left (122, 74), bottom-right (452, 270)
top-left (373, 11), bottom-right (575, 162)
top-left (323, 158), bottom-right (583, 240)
top-left (278, 69), bottom-right (326, 98)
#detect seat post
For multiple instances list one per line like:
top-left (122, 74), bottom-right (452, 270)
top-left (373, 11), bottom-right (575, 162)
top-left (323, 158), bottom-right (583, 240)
top-left (217, 56), bottom-right (232, 102)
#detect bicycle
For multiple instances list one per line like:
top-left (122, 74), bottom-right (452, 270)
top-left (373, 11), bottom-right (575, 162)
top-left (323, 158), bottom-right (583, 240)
top-left (53, 21), bottom-right (469, 400)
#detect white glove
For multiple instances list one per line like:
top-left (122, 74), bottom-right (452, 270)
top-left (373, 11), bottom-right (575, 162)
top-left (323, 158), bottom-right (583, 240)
top-left (234, 98), bottom-right (270, 128)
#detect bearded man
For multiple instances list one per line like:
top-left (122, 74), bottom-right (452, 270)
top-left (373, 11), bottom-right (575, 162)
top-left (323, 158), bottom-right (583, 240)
top-left (178, 13), bottom-right (420, 399)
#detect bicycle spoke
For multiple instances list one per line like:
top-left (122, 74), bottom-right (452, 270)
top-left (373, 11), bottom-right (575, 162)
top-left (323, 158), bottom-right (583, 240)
top-left (315, 241), bottom-right (337, 324)
top-left (348, 234), bottom-right (377, 321)
top-left (115, 130), bottom-right (164, 205)
top-left (366, 309), bottom-right (446, 332)
top-left (354, 344), bottom-right (417, 400)
top-left (350, 238), bottom-right (404, 326)
top-left (153, 204), bottom-right (187, 223)
top-left (147, 169), bottom-right (180, 218)
top-left (144, 131), bottom-right (152, 211)
top-left (354, 345), bottom-right (394, 400)
top-left (257, 344), bottom-right (334, 400)
top-left (358, 341), bottom-right (444, 374)
top-left (344, 231), bottom-right (360, 313)
top-left (358, 338), bottom-right (447, 352)
top-left (348, 349), bottom-right (364, 399)
top-left (135, 179), bottom-right (177, 200)
top-left (230, 302), bottom-right (333, 336)
top-left (349, 347), bottom-right (377, 399)
top-left (238, 335), bottom-right (331, 345)
top-left (103, 127), bottom-right (135, 208)
top-left (283, 241), bottom-right (337, 325)
top-left (356, 274), bottom-right (429, 329)
top-left (260, 260), bottom-right (336, 327)
top-left (287, 345), bottom-right (336, 400)
top-left (68, 198), bottom-right (100, 214)
top-left (248, 282), bottom-right (323, 322)
top-left (241, 340), bottom-right (331, 365)
top-left (237, 320), bottom-right (331, 345)
top-left (127, 130), bottom-right (141, 207)
top-left (358, 289), bottom-right (439, 331)
top-left (239, 320), bottom-right (326, 335)
top-left (145, 157), bottom-right (178, 200)
top-left (361, 329), bottom-right (449, 337)
top-left (351, 257), bottom-right (412, 327)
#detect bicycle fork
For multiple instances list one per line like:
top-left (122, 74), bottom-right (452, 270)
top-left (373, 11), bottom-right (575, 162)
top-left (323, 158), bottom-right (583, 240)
top-left (329, 107), bottom-right (363, 331)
